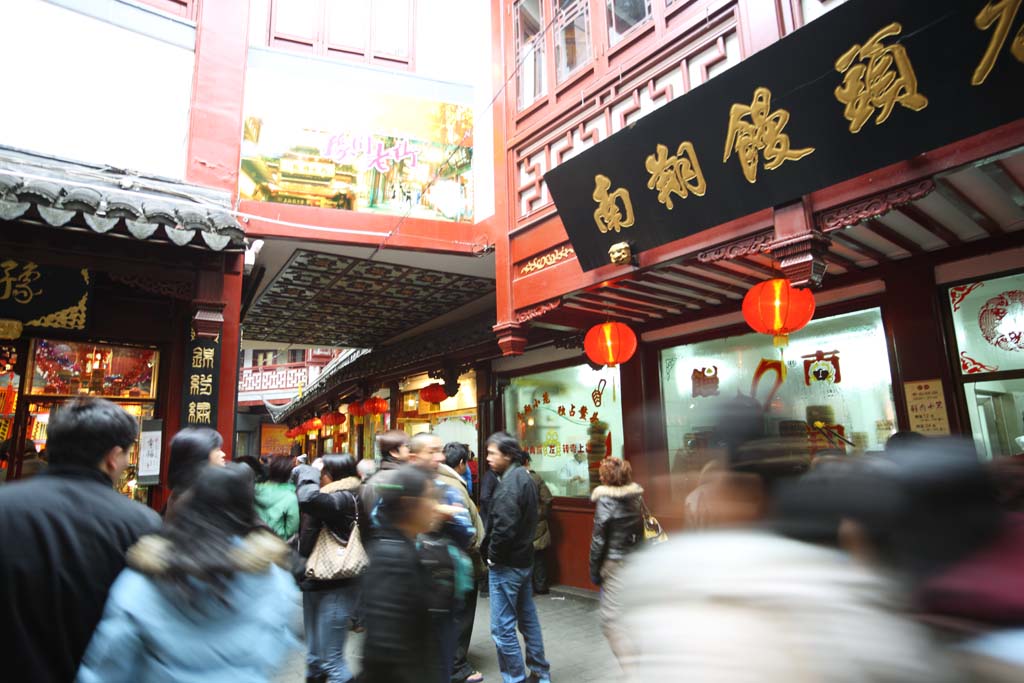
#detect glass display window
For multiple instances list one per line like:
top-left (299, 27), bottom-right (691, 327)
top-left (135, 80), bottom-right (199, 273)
top-left (660, 308), bottom-right (896, 498)
top-left (28, 339), bottom-right (159, 399)
top-left (946, 271), bottom-right (1024, 459)
top-left (504, 363), bottom-right (624, 498)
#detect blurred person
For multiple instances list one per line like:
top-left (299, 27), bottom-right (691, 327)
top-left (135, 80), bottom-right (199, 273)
top-left (409, 433), bottom-right (477, 683)
top-left (361, 429), bottom-right (410, 525)
top-left (484, 432), bottom-right (551, 683)
top-left (589, 457), bottom-right (644, 659)
top-left (445, 441), bottom-right (474, 496)
top-left (294, 454), bottom-right (363, 683)
top-left (76, 464), bottom-right (300, 682)
top-left (165, 427), bottom-right (226, 516)
top-left (523, 453), bottom-right (553, 595)
top-left (255, 454), bottom-right (300, 541)
top-left (19, 445), bottom-right (47, 479)
top-left (356, 457), bottom-right (376, 481)
top-left (0, 398), bottom-right (161, 683)
top-left (360, 466), bottom-right (438, 683)
top-left (468, 449), bottom-right (480, 496)
top-left (559, 450), bottom-right (590, 497)
top-left (683, 459), bottom-right (723, 529)
top-left (478, 466), bottom-right (499, 598)
top-left (887, 430), bottom-right (926, 453)
top-left (235, 454), bottom-right (267, 482)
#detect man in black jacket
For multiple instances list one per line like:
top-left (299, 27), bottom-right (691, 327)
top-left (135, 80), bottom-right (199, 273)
top-left (484, 432), bottom-right (552, 683)
top-left (0, 398), bottom-right (161, 683)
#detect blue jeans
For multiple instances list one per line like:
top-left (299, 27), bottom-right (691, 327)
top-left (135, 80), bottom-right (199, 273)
top-left (303, 584), bottom-right (357, 683)
top-left (489, 565), bottom-right (550, 683)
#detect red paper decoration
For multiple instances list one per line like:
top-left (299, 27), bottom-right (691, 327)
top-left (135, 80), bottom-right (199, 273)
top-left (742, 278), bottom-right (816, 347)
top-left (370, 397), bottom-right (389, 414)
top-left (419, 383), bottom-right (448, 404)
top-left (320, 412), bottom-right (347, 427)
top-left (584, 322), bottom-right (638, 367)
top-left (347, 401), bottom-right (365, 417)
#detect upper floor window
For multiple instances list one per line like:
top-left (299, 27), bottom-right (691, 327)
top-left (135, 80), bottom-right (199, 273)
top-left (254, 350), bottom-right (279, 366)
top-left (515, 0), bottom-right (547, 109)
top-left (137, 0), bottom-right (198, 20)
top-left (270, 0), bottom-right (413, 69)
top-left (607, 0), bottom-right (651, 46)
top-left (554, 0), bottom-right (591, 82)
top-left (287, 349), bottom-right (306, 364)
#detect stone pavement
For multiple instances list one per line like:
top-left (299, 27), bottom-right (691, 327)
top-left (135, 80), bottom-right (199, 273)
top-left (278, 586), bottom-right (623, 682)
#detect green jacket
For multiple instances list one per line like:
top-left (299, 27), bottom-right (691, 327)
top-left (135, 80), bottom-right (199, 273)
top-left (254, 481), bottom-right (300, 540)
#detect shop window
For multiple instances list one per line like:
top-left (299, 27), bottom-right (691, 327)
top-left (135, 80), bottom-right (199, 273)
top-left (554, 0), bottom-right (591, 83)
top-left (137, 0), bottom-right (198, 20)
top-left (503, 363), bottom-right (624, 498)
top-left (269, 0), bottom-right (413, 68)
top-left (606, 0), bottom-right (652, 46)
top-left (660, 308), bottom-right (896, 499)
top-left (515, 0), bottom-right (547, 109)
top-left (946, 271), bottom-right (1024, 459)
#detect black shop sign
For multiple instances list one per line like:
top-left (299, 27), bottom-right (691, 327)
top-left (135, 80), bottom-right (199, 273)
top-left (545, 0), bottom-right (1024, 271)
top-left (0, 259), bottom-right (90, 329)
top-left (181, 328), bottom-right (220, 429)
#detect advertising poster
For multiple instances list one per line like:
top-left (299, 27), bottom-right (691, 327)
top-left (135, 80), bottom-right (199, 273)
top-left (239, 50), bottom-right (474, 222)
top-left (260, 422), bottom-right (293, 456)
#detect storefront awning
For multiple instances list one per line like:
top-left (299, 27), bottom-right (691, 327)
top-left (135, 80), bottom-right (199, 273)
top-left (0, 147), bottom-right (244, 251)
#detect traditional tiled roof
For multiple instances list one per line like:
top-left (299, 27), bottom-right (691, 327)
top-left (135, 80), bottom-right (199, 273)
top-left (0, 147), bottom-right (244, 251)
top-left (276, 310), bottom-right (498, 422)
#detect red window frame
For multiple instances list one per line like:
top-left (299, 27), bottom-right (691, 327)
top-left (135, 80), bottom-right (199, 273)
top-left (268, 0), bottom-right (415, 70)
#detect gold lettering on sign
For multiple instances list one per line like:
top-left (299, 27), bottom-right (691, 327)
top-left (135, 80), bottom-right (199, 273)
top-left (834, 22), bottom-right (928, 133)
top-left (0, 260), bottom-right (43, 304)
top-left (187, 401), bottom-right (213, 424)
top-left (645, 141), bottom-right (707, 209)
top-left (189, 373), bottom-right (214, 396)
top-left (723, 87), bottom-right (814, 184)
top-left (592, 175), bottom-right (635, 233)
top-left (972, 0), bottom-right (1024, 85)
top-left (191, 347), bottom-right (215, 369)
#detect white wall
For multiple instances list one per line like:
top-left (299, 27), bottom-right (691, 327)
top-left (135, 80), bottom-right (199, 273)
top-left (0, 0), bottom-right (195, 178)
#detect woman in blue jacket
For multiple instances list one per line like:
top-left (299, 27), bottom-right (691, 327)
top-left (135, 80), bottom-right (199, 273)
top-left (76, 463), bottom-right (301, 683)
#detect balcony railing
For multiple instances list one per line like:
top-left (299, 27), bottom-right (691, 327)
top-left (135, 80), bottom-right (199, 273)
top-left (238, 362), bottom-right (313, 394)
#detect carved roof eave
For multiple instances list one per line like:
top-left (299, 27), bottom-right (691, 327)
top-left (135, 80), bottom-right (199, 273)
top-left (0, 147), bottom-right (245, 252)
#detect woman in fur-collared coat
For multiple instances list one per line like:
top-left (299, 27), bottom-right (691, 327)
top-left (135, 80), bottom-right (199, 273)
top-left (589, 457), bottom-right (644, 660)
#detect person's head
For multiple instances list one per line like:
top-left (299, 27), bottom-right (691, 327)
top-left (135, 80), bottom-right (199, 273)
top-left (886, 430), bottom-right (925, 453)
top-left (599, 457), bottom-right (632, 486)
top-left (409, 432), bottom-right (444, 472)
top-left (377, 429), bottom-right (410, 464)
top-left (46, 398), bottom-right (139, 483)
top-left (233, 455), bottom-right (266, 482)
top-left (444, 442), bottom-right (470, 474)
top-left (320, 453), bottom-right (358, 487)
top-left (376, 464), bottom-right (436, 537)
top-left (167, 428), bottom-right (225, 492)
top-left (356, 458), bottom-right (377, 481)
top-left (266, 454), bottom-right (294, 484)
top-left (486, 431), bottom-right (525, 474)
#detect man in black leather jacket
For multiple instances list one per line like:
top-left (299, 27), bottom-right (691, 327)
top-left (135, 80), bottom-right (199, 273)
top-left (483, 432), bottom-right (551, 683)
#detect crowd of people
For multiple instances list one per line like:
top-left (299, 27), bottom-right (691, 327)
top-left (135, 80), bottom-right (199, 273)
top-left (0, 397), bottom-right (556, 683)
top-left (2, 394), bottom-right (1023, 682)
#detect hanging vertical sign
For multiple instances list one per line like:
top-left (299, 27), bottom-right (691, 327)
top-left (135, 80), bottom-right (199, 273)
top-left (137, 419), bottom-right (163, 485)
top-left (182, 327), bottom-right (220, 428)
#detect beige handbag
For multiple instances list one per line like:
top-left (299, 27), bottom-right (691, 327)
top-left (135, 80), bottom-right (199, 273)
top-left (305, 495), bottom-right (368, 580)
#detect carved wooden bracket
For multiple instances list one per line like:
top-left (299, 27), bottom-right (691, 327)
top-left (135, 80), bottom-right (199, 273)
top-left (515, 299), bottom-right (561, 323)
top-left (519, 245), bottom-right (575, 275)
top-left (493, 321), bottom-right (527, 356)
top-left (697, 230), bottom-right (774, 263)
top-left (771, 231), bottom-right (831, 287)
top-left (819, 179), bottom-right (934, 232)
top-left (192, 301), bottom-right (225, 340)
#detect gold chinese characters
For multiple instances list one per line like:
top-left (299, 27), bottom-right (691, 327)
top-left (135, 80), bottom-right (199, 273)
top-left (834, 22), bottom-right (928, 133)
top-left (645, 141), bottom-right (706, 209)
top-left (0, 260), bottom-right (42, 305)
top-left (191, 347), bottom-right (215, 369)
top-left (189, 373), bottom-right (214, 396)
top-left (723, 87), bottom-right (814, 184)
top-left (187, 401), bottom-right (213, 424)
top-left (972, 0), bottom-right (1024, 85)
top-left (592, 175), bottom-right (635, 233)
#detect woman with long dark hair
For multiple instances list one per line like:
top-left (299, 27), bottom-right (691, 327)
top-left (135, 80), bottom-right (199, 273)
top-left (165, 427), bottom-right (225, 516)
top-left (76, 463), bottom-right (301, 682)
top-left (360, 465), bottom-right (438, 683)
top-left (294, 454), bottom-right (363, 683)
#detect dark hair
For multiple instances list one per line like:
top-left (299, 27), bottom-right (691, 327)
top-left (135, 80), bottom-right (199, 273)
top-left (154, 463), bottom-right (259, 606)
top-left (376, 465), bottom-right (431, 525)
top-left (234, 455), bottom-right (266, 482)
top-left (599, 457), bottom-right (632, 486)
top-left (486, 431), bottom-right (525, 465)
top-left (444, 442), bottom-right (470, 469)
top-left (167, 428), bottom-right (223, 492)
top-left (377, 429), bottom-right (409, 462)
top-left (886, 430), bottom-right (925, 453)
top-left (266, 454), bottom-right (294, 483)
top-left (322, 453), bottom-right (357, 482)
top-left (46, 398), bottom-right (138, 468)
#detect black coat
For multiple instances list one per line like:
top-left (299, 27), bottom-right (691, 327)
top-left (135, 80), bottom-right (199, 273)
top-left (589, 483), bottom-right (645, 584)
top-left (484, 463), bottom-right (538, 569)
top-left (361, 526), bottom-right (434, 683)
top-left (0, 466), bottom-right (161, 683)
top-left (294, 466), bottom-right (363, 591)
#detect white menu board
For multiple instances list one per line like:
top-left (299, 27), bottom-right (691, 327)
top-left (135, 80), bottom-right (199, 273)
top-left (138, 419), bottom-right (163, 485)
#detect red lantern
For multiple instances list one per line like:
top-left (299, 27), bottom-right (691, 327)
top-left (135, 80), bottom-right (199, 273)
top-left (584, 322), bottom-right (638, 367)
top-left (419, 383), bottom-right (448, 404)
top-left (370, 397), bottom-right (388, 414)
top-left (742, 278), bottom-right (816, 347)
top-left (347, 401), bottom-right (364, 417)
